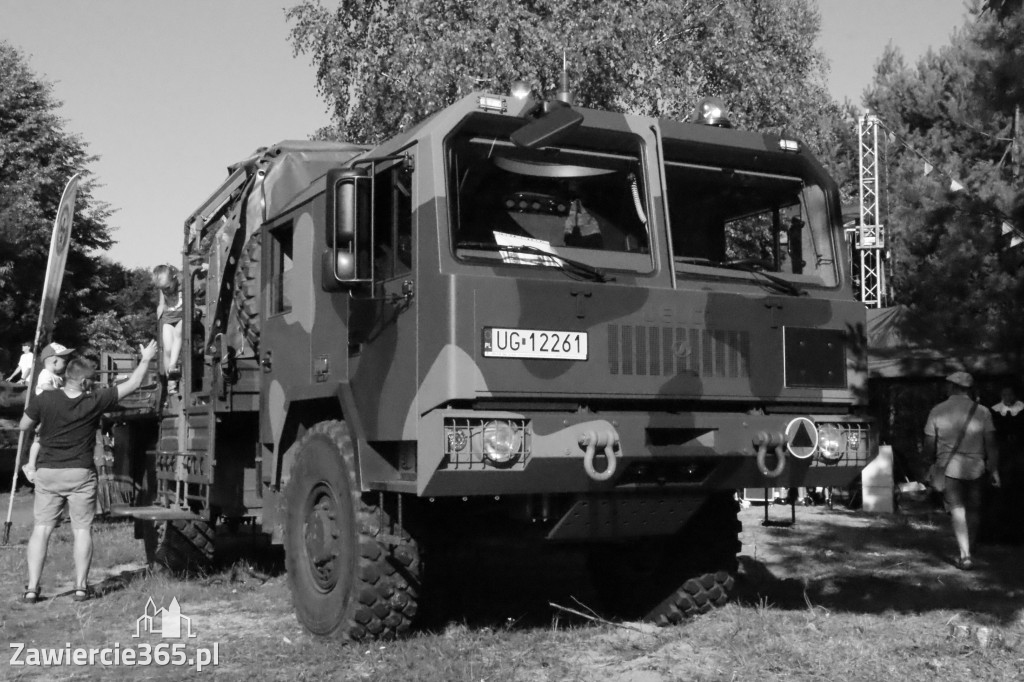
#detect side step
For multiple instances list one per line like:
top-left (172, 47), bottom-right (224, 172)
top-left (109, 505), bottom-right (200, 522)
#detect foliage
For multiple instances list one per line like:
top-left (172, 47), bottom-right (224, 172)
top-left (862, 12), bottom-right (1024, 370)
top-left (976, 1), bottom-right (1024, 119)
top-left (80, 263), bottom-right (159, 356)
top-left (286, 0), bottom-right (853, 183)
top-left (0, 41), bottom-right (119, 363)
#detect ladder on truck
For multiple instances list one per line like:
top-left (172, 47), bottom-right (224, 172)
top-left (113, 406), bottom-right (213, 523)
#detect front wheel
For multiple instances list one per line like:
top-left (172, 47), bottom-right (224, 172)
top-left (587, 491), bottom-right (740, 625)
top-left (284, 420), bottom-right (420, 640)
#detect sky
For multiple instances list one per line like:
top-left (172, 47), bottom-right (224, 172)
top-left (1, 0), bottom-right (973, 269)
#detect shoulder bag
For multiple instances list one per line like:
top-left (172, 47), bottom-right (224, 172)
top-left (928, 401), bottom-right (978, 493)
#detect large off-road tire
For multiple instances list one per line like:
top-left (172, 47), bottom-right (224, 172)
top-left (233, 231), bottom-right (261, 352)
top-left (284, 420), bottom-right (420, 640)
top-left (587, 492), bottom-right (741, 625)
top-left (144, 519), bottom-right (216, 575)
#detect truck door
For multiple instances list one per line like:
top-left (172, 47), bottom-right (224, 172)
top-left (349, 154), bottom-right (418, 440)
top-left (258, 213), bottom-right (314, 452)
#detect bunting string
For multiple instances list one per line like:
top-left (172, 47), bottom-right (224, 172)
top-left (872, 117), bottom-right (1023, 248)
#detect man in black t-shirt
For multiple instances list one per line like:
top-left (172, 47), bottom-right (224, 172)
top-left (19, 340), bottom-right (157, 603)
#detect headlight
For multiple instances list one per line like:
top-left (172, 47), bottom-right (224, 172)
top-left (482, 420), bottom-right (521, 464)
top-left (817, 424), bottom-right (843, 461)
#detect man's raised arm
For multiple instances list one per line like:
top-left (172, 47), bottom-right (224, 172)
top-left (117, 340), bottom-right (159, 401)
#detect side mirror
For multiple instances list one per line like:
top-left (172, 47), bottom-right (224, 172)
top-left (324, 168), bottom-right (372, 288)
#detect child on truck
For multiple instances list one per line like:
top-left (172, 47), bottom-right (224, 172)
top-left (153, 264), bottom-right (183, 394)
top-left (21, 342), bottom-right (74, 481)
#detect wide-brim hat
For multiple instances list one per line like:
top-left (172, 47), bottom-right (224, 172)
top-left (39, 342), bottom-right (74, 362)
top-left (946, 371), bottom-right (973, 388)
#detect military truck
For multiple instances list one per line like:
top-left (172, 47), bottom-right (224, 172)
top-left (107, 81), bottom-right (875, 640)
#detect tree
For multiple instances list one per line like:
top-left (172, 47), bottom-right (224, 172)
top-left (80, 262), bottom-right (158, 356)
top-left (862, 13), bottom-right (1024, 370)
top-left (0, 41), bottom-right (116, 363)
top-left (286, 0), bottom-right (852, 181)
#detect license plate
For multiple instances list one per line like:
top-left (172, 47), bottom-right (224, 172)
top-left (482, 327), bottom-right (588, 360)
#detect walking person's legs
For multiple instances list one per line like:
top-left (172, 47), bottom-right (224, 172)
top-left (945, 476), bottom-right (982, 568)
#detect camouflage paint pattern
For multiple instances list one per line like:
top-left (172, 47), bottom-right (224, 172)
top-left (180, 91), bottom-right (874, 508)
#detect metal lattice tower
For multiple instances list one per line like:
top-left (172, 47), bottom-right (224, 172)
top-left (856, 114), bottom-right (886, 308)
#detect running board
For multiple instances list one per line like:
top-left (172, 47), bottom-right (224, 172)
top-left (109, 505), bottom-right (200, 521)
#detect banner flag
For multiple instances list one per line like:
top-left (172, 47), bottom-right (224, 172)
top-left (923, 162), bottom-right (933, 176)
top-left (949, 179), bottom-right (964, 192)
top-left (34, 173), bottom-right (80, 353)
top-left (4, 173), bottom-right (79, 544)
top-left (1003, 221), bottom-right (1014, 236)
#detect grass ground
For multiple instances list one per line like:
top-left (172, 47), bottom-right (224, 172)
top-left (1, 489), bottom-right (1022, 681)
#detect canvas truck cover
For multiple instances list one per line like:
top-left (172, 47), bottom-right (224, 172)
top-left (185, 140), bottom-right (367, 256)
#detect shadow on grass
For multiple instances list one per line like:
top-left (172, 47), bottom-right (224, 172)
top-left (734, 506), bottom-right (1024, 627)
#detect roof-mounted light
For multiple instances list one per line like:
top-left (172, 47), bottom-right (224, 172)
top-left (477, 95), bottom-right (507, 113)
top-left (510, 80), bottom-right (531, 100)
top-left (694, 96), bottom-right (732, 128)
top-left (779, 139), bottom-right (800, 152)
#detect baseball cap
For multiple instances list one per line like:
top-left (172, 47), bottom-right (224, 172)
top-left (946, 371), bottom-right (973, 388)
top-left (39, 342), bottom-right (74, 362)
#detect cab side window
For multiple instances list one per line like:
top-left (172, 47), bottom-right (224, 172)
top-left (269, 223), bottom-right (293, 315)
top-left (374, 164), bottom-right (413, 281)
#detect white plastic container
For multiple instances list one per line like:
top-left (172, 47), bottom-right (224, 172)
top-left (861, 444), bottom-right (894, 512)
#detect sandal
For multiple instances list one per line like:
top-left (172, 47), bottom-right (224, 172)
top-left (22, 586), bottom-right (40, 604)
top-left (72, 585), bottom-right (92, 602)
top-left (955, 557), bottom-right (974, 571)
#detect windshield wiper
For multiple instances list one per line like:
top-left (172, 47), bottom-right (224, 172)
top-left (675, 257), bottom-right (804, 296)
top-left (719, 261), bottom-right (804, 296)
top-left (457, 241), bottom-right (612, 282)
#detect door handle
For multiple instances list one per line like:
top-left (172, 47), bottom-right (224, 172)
top-left (261, 351), bottom-right (272, 373)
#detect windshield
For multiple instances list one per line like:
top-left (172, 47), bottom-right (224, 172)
top-left (448, 114), bottom-right (653, 274)
top-left (665, 160), bottom-right (838, 287)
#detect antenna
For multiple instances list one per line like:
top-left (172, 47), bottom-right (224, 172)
top-left (556, 49), bottom-right (573, 105)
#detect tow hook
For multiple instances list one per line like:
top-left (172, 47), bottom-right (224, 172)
top-left (579, 429), bottom-right (619, 482)
top-left (754, 431), bottom-right (787, 478)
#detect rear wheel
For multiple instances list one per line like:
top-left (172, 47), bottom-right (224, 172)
top-left (144, 519), bottom-right (216, 574)
top-left (587, 492), bottom-right (740, 625)
top-left (284, 420), bottom-right (420, 640)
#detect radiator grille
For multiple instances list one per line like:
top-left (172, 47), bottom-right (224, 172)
top-left (608, 324), bottom-right (749, 378)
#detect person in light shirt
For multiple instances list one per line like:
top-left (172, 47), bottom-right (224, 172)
top-left (923, 371), bottom-right (1000, 570)
top-left (7, 342), bottom-right (33, 383)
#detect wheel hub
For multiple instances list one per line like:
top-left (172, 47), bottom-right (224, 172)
top-left (304, 484), bottom-right (341, 591)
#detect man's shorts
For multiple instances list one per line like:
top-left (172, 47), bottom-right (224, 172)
top-left (944, 474), bottom-right (984, 512)
top-left (33, 468), bottom-right (97, 530)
